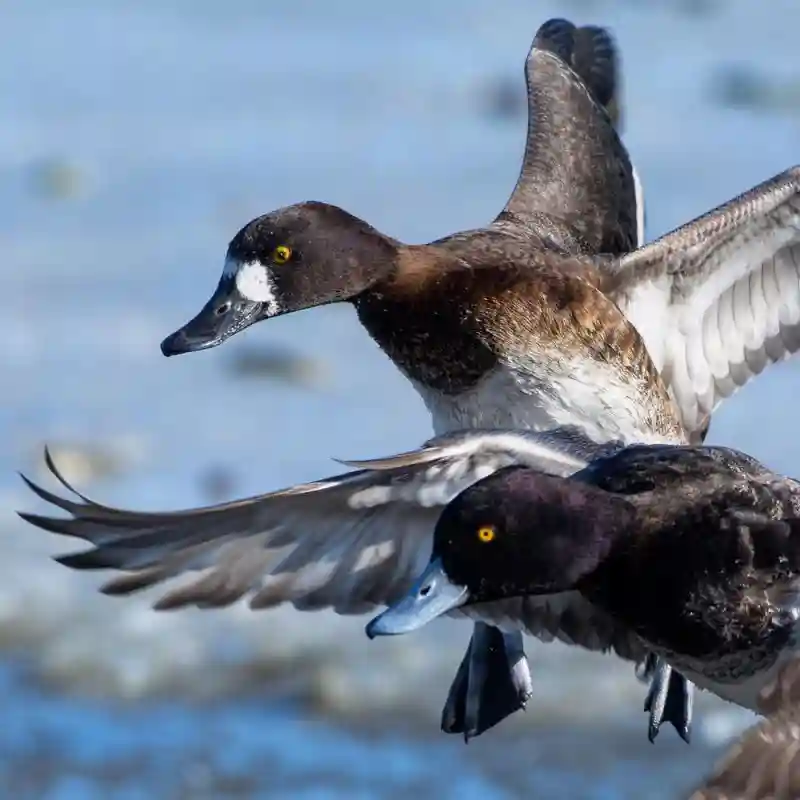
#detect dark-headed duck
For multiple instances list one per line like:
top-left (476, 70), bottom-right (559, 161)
top-left (368, 442), bottom-right (800, 733)
top-left (20, 426), bottom-right (693, 741)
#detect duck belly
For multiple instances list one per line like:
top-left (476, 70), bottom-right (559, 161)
top-left (662, 645), bottom-right (796, 715)
top-left (682, 668), bottom-right (771, 714)
top-left (414, 362), bottom-right (680, 444)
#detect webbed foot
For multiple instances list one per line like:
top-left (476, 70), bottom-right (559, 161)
top-left (642, 653), bottom-right (694, 743)
top-left (441, 623), bottom-right (532, 741)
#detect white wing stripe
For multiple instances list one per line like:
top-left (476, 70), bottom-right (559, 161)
top-left (633, 164), bottom-right (645, 247)
top-left (20, 428), bottom-right (645, 658)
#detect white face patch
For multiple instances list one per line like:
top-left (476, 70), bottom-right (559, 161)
top-left (225, 257), bottom-right (280, 316)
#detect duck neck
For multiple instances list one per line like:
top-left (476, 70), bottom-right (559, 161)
top-left (353, 248), bottom-right (498, 395)
top-left (576, 505), bottom-right (752, 659)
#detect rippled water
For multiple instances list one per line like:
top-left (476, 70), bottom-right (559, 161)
top-left (4, 0), bottom-right (800, 796)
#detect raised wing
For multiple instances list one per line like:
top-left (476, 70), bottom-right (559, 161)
top-left (607, 167), bottom-right (800, 438)
top-left (498, 19), bottom-right (641, 254)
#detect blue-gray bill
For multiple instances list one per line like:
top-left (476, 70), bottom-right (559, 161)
top-left (365, 558), bottom-right (468, 638)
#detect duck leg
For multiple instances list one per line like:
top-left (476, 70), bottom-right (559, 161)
top-left (441, 622), bottom-right (533, 741)
top-left (642, 653), bottom-right (694, 743)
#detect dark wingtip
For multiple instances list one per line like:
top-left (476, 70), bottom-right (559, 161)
top-left (100, 568), bottom-right (169, 598)
top-left (160, 332), bottom-right (181, 357)
top-left (43, 445), bottom-right (57, 476)
top-left (17, 511), bottom-right (68, 536)
top-left (532, 18), bottom-right (620, 126)
top-left (43, 446), bottom-right (66, 488)
top-left (572, 25), bottom-right (617, 110)
top-left (17, 471), bottom-right (39, 497)
top-left (54, 550), bottom-right (102, 570)
top-left (533, 18), bottom-right (577, 64)
top-left (18, 471), bottom-right (75, 516)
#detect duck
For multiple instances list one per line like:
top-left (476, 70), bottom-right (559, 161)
top-left (158, 16), bottom-right (688, 742)
top-left (160, 22), bottom-right (656, 446)
top-left (155, 82), bottom-right (800, 452)
top-left (366, 438), bottom-right (800, 740)
top-left (687, 656), bottom-right (800, 799)
top-left (157, 154), bottom-right (800, 448)
top-left (20, 426), bottom-right (696, 741)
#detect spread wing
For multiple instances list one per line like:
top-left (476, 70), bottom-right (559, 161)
top-left (17, 428), bottom-right (643, 660)
top-left (498, 19), bottom-right (641, 254)
top-left (606, 167), bottom-right (800, 438)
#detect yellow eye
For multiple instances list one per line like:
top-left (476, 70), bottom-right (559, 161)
top-left (477, 525), bottom-right (496, 543)
top-left (272, 245), bottom-right (292, 264)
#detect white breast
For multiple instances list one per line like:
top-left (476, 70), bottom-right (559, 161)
top-left (413, 359), bottom-right (680, 445)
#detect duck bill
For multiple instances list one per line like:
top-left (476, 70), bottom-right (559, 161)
top-left (365, 558), bottom-right (468, 638)
top-left (160, 280), bottom-right (262, 357)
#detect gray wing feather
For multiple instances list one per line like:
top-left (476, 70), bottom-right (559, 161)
top-left (18, 429), bottom-right (642, 661)
top-left (608, 167), bottom-right (800, 436)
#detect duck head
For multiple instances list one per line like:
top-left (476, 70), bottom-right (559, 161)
top-left (161, 202), bottom-right (399, 356)
top-left (366, 466), bottom-right (631, 638)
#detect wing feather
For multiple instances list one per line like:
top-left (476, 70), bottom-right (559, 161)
top-left (608, 167), bottom-right (800, 436)
top-left (18, 428), bottom-right (642, 660)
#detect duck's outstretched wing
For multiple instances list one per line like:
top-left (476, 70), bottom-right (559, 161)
top-left (606, 167), bottom-right (800, 441)
top-left (17, 427), bottom-right (643, 657)
top-left (498, 18), bottom-right (642, 254)
top-left (687, 657), bottom-right (800, 800)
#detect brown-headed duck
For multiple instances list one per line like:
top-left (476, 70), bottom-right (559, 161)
top-left (158, 77), bottom-right (800, 453)
top-left (160, 17), bottom-right (657, 446)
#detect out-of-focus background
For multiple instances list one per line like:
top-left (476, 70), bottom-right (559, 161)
top-left (4, 0), bottom-right (800, 797)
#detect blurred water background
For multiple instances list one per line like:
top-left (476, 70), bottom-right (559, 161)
top-left (4, 0), bottom-right (800, 796)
